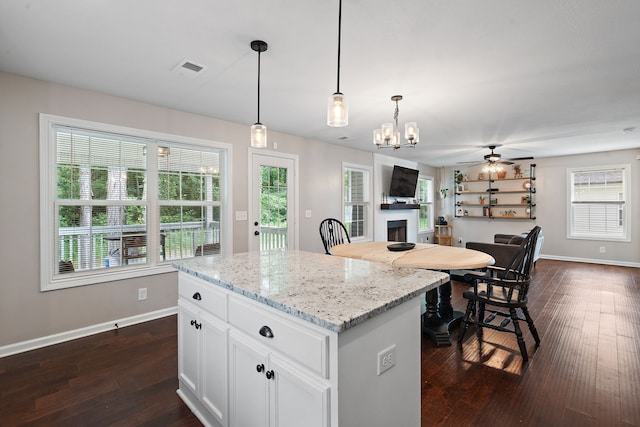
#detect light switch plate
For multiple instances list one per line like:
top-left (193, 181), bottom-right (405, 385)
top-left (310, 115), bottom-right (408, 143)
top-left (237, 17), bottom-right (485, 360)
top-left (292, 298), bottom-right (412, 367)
top-left (235, 211), bottom-right (248, 221)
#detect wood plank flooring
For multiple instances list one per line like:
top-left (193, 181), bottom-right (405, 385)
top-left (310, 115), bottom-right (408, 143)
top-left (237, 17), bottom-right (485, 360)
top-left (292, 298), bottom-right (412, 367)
top-left (1, 260), bottom-right (639, 426)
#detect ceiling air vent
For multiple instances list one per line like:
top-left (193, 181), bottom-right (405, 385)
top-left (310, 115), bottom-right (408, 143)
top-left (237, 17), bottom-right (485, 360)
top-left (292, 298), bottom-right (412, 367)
top-left (172, 60), bottom-right (207, 79)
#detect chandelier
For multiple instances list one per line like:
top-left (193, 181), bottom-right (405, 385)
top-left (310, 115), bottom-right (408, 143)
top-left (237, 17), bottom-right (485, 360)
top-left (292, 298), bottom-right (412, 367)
top-left (373, 95), bottom-right (418, 149)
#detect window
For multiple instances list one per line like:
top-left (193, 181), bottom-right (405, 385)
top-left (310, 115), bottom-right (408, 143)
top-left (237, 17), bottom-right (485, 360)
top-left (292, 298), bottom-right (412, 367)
top-left (417, 176), bottom-right (434, 233)
top-left (568, 165), bottom-right (629, 241)
top-left (40, 114), bottom-right (231, 290)
top-left (343, 164), bottom-right (371, 240)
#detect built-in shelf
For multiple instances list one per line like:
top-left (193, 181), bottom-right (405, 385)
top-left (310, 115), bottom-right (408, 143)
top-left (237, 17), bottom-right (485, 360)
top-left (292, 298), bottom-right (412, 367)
top-left (380, 203), bottom-right (420, 210)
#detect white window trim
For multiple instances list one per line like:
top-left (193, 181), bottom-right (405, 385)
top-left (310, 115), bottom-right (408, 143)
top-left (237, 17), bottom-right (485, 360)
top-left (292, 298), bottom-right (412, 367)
top-left (342, 162), bottom-right (373, 241)
top-left (39, 114), bottom-right (233, 291)
top-left (418, 175), bottom-right (435, 233)
top-left (566, 164), bottom-right (630, 242)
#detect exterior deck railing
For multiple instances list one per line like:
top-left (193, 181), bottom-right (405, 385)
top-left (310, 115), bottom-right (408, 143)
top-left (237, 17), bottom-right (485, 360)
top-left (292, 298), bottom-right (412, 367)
top-left (58, 222), bottom-right (287, 271)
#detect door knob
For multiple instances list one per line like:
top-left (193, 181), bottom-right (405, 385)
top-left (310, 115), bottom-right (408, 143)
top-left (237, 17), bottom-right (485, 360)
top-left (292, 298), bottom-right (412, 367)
top-left (254, 221), bottom-right (259, 226)
top-left (254, 230), bottom-right (260, 235)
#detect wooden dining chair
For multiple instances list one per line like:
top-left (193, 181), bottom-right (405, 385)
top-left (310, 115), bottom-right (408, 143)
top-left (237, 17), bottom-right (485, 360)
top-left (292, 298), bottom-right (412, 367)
top-left (319, 218), bottom-right (351, 255)
top-left (458, 226), bottom-right (542, 362)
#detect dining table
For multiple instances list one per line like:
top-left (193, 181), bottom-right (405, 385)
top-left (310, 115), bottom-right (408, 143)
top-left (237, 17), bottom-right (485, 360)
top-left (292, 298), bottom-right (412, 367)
top-left (331, 241), bottom-right (495, 346)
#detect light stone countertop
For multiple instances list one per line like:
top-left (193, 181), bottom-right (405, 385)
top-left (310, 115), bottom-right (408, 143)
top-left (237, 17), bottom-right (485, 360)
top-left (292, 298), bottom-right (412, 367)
top-left (173, 250), bottom-right (449, 333)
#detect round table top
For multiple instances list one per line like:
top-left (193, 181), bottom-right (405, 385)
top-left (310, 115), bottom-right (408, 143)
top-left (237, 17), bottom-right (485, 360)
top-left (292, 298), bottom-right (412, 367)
top-left (331, 241), bottom-right (494, 270)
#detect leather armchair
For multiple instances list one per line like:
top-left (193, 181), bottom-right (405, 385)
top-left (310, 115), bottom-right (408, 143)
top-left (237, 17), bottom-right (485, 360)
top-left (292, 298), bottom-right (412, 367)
top-left (466, 230), bottom-right (544, 268)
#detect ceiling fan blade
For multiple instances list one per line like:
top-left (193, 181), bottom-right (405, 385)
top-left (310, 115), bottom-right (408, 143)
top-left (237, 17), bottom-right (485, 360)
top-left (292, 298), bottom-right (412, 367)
top-left (498, 160), bottom-right (514, 165)
top-left (456, 160), bottom-right (484, 165)
top-left (506, 156), bottom-right (534, 161)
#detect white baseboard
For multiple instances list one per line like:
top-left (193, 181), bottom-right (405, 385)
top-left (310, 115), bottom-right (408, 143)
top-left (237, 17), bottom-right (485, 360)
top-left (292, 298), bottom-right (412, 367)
top-left (0, 306), bottom-right (177, 359)
top-left (540, 254), bottom-right (640, 268)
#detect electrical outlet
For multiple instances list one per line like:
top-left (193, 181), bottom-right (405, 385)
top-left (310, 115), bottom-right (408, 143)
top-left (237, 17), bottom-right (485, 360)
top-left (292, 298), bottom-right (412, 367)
top-left (377, 344), bottom-right (396, 375)
top-left (458, 237), bottom-right (463, 244)
top-left (599, 246), bottom-right (606, 254)
top-left (138, 288), bottom-right (147, 301)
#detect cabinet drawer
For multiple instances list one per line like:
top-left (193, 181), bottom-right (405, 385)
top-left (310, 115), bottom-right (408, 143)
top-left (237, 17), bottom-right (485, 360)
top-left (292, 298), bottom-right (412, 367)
top-left (179, 272), bottom-right (227, 321)
top-left (228, 297), bottom-right (329, 378)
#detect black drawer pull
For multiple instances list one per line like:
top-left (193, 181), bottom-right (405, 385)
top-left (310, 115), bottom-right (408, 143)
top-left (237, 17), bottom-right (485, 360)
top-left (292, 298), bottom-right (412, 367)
top-left (259, 325), bottom-right (274, 338)
top-left (192, 292), bottom-right (202, 300)
top-left (190, 319), bottom-right (201, 329)
top-left (256, 364), bottom-right (265, 373)
top-left (266, 370), bottom-right (275, 380)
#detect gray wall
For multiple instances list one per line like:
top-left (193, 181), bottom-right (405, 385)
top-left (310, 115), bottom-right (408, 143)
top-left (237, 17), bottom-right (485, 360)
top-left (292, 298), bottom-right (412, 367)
top-left (1, 70), bottom-right (637, 350)
top-left (0, 72), bottom-right (372, 347)
top-left (439, 150), bottom-right (640, 266)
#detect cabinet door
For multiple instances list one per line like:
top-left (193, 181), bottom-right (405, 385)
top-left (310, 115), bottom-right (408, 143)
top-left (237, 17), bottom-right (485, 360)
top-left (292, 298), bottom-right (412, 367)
top-left (178, 301), bottom-right (200, 396)
top-left (201, 311), bottom-right (229, 426)
top-left (270, 355), bottom-right (330, 427)
top-left (229, 331), bottom-right (269, 427)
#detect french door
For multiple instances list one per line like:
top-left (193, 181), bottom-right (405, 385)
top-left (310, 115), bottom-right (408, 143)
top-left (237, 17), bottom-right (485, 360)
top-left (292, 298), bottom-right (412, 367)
top-left (249, 151), bottom-right (297, 252)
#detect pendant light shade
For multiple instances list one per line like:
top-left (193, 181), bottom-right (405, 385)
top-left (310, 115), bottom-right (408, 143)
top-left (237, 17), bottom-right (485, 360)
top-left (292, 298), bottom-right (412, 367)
top-left (327, 0), bottom-right (348, 127)
top-left (250, 40), bottom-right (268, 148)
top-left (327, 92), bottom-right (348, 127)
top-left (251, 123), bottom-right (267, 148)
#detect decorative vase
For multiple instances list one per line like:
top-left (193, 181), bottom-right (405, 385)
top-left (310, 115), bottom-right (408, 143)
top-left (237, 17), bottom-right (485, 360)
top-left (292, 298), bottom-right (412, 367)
top-left (497, 170), bottom-right (507, 179)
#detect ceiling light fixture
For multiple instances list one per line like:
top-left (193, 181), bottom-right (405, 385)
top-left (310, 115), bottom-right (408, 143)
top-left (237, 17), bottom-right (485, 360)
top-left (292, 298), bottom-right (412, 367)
top-left (250, 40), bottom-right (268, 148)
top-left (373, 95), bottom-right (418, 149)
top-left (482, 162), bottom-right (503, 173)
top-left (327, 0), bottom-right (348, 127)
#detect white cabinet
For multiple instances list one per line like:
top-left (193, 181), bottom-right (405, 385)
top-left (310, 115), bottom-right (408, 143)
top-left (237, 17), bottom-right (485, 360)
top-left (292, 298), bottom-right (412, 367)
top-left (228, 330), bottom-right (329, 427)
top-left (269, 354), bottom-right (329, 427)
top-left (177, 269), bottom-right (424, 427)
top-left (178, 272), bottom-right (330, 427)
top-left (228, 331), bottom-right (270, 427)
top-left (177, 275), bottom-right (229, 427)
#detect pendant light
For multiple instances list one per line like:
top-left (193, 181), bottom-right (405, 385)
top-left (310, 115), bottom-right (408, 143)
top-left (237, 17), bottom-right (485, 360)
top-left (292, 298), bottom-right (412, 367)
top-left (327, 0), bottom-right (348, 127)
top-left (250, 40), bottom-right (268, 148)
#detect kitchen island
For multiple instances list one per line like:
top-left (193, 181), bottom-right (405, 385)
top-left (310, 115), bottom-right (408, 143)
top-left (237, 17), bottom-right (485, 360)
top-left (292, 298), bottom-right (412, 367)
top-left (174, 250), bottom-right (448, 427)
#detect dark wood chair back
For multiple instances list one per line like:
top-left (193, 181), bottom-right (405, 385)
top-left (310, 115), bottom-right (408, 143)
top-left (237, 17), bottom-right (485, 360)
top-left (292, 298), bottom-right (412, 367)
top-left (458, 226), bottom-right (542, 362)
top-left (319, 218), bottom-right (351, 254)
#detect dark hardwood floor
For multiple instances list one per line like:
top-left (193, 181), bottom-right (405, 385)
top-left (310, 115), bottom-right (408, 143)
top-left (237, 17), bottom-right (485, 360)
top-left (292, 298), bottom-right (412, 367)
top-left (1, 260), bottom-right (638, 426)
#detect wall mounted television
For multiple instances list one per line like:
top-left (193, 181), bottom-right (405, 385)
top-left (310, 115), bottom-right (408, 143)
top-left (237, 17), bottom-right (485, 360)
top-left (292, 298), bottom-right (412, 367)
top-left (389, 165), bottom-right (419, 197)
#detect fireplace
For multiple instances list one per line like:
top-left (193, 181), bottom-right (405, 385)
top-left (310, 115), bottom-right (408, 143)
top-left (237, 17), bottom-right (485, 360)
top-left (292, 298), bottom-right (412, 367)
top-left (387, 220), bottom-right (407, 242)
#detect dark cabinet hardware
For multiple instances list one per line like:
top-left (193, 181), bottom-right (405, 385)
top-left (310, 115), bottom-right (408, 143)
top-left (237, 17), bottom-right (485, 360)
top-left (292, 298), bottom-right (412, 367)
top-left (254, 230), bottom-right (260, 235)
top-left (254, 221), bottom-right (259, 226)
top-left (266, 370), bottom-right (275, 380)
top-left (190, 319), bottom-right (202, 329)
top-left (259, 325), bottom-right (274, 338)
top-left (256, 364), bottom-right (265, 373)
top-left (192, 292), bottom-right (202, 300)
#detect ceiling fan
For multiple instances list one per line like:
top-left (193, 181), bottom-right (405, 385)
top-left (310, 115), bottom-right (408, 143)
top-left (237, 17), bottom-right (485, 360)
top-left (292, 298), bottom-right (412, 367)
top-left (458, 145), bottom-right (533, 166)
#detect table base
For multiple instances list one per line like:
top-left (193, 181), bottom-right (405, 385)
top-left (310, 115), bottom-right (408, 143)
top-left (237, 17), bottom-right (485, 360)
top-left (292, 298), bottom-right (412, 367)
top-left (421, 282), bottom-right (463, 347)
top-left (422, 310), bottom-right (464, 347)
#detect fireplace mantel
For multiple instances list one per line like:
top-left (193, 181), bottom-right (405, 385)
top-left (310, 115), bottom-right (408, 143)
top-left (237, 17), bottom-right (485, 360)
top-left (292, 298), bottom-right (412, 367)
top-left (380, 203), bottom-right (420, 210)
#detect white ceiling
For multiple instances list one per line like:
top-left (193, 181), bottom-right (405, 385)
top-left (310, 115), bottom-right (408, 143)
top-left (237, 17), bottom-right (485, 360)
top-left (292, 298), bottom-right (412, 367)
top-left (2, 0), bottom-right (639, 166)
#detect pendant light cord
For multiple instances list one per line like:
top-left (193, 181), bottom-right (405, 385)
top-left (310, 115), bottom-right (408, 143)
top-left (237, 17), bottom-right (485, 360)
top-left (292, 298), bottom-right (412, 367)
top-left (336, 0), bottom-right (342, 93)
top-left (257, 49), bottom-right (262, 124)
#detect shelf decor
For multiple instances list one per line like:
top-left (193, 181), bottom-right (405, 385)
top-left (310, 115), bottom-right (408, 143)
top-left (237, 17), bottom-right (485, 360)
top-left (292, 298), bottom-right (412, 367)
top-left (453, 164), bottom-right (536, 220)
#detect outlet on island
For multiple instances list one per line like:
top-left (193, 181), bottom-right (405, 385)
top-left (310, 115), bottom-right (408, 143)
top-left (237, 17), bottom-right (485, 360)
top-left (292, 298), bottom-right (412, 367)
top-left (377, 344), bottom-right (397, 375)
